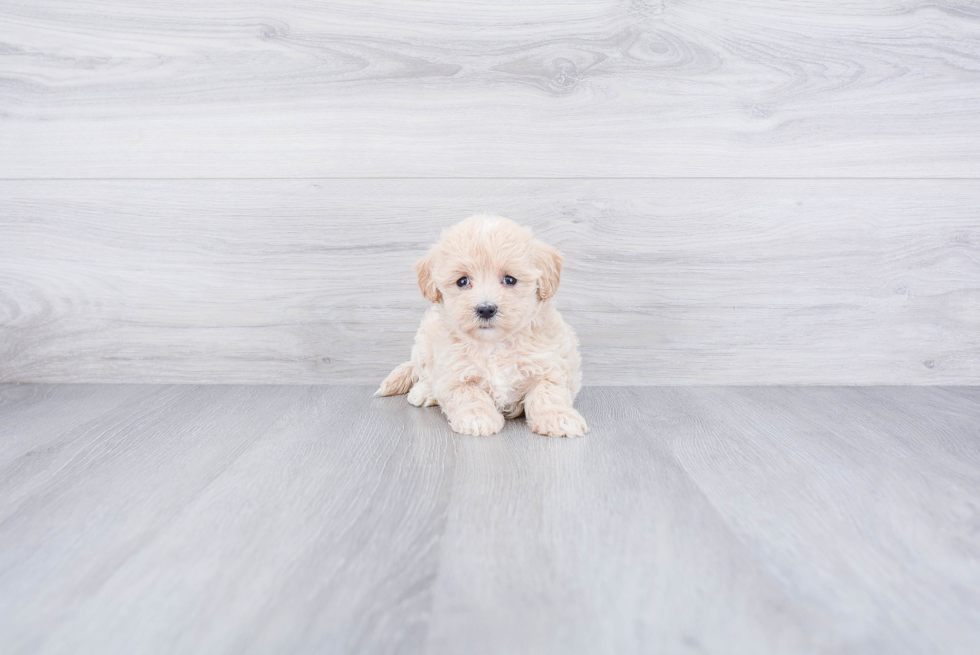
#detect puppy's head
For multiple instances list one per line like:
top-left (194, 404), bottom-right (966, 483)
top-left (415, 214), bottom-right (563, 342)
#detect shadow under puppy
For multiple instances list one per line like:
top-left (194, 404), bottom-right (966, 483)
top-left (378, 214), bottom-right (588, 438)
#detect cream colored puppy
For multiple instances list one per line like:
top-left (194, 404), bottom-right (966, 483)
top-left (377, 214), bottom-right (587, 438)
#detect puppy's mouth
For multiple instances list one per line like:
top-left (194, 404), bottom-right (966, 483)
top-left (476, 315), bottom-right (498, 329)
top-left (475, 318), bottom-right (499, 333)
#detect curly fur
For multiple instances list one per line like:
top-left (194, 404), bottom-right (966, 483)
top-left (377, 214), bottom-right (587, 438)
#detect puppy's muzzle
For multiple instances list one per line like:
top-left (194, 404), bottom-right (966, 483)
top-left (475, 303), bottom-right (498, 320)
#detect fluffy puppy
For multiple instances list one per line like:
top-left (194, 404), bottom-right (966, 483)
top-left (377, 214), bottom-right (587, 438)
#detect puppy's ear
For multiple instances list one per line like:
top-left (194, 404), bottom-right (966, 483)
top-left (414, 248), bottom-right (442, 303)
top-left (532, 239), bottom-right (564, 301)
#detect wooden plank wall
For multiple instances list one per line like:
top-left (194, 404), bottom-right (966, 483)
top-left (1, 1), bottom-right (978, 384)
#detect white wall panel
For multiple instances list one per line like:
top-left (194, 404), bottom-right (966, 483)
top-left (2, 179), bottom-right (976, 384)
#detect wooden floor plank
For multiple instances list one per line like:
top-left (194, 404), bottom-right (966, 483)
top-left (2, 1), bottom-right (979, 177)
top-left (654, 386), bottom-right (980, 654)
top-left (1, 384), bottom-right (978, 653)
top-left (0, 385), bottom-right (456, 655)
top-left (0, 384), bottom-right (148, 466)
top-left (423, 386), bottom-right (830, 655)
top-left (2, 179), bottom-right (978, 385)
top-left (0, 385), bottom-right (302, 653)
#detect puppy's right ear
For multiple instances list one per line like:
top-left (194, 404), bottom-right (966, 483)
top-left (414, 248), bottom-right (442, 303)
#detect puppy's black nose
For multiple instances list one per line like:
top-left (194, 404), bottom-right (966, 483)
top-left (475, 304), bottom-right (498, 320)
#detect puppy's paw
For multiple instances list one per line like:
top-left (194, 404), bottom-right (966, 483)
top-left (501, 402), bottom-right (524, 419)
top-left (407, 383), bottom-right (438, 407)
top-left (449, 408), bottom-right (505, 437)
top-left (529, 408), bottom-right (588, 438)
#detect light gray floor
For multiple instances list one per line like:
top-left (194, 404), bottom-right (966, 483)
top-left (1, 384), bottom-right (978, 654)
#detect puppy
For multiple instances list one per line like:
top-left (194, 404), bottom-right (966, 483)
top-left (377, 214), bottom-right (587, 438)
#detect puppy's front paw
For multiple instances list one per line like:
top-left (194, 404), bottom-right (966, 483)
top-left (529, 408), bottom-right (588, 438)
top-left (449, 408), bottom-right (505, 436)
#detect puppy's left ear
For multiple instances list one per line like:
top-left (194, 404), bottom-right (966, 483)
top-left (532, 239), bottom-right (564, 301)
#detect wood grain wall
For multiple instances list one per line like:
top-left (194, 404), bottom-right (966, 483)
top-left (1, 1), bottom-right (978, 384)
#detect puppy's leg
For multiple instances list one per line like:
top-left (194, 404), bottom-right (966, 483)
top-left (501, 401), bottom-right (524, 419)
top-left (441, 384), bottom-right (504, 436)
top-left (525, 380), bottom-right (588, 438)
top-left (407, 377), bottom-right (438, 407)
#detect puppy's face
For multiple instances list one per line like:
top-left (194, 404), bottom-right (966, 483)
top-left (416, 215), bottom-right (563, 342)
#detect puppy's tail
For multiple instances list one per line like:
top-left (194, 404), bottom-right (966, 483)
top-left (376, 361), bottom-right (417, 397)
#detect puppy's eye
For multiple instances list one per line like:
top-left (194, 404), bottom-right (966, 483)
top-left (456, 277), bottom-right (469, 288)
top-left (503, 275), bottom-right (517, 286)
